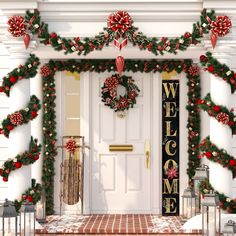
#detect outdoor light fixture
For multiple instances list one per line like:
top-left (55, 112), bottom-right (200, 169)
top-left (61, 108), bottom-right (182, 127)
top-left (19, 202), bottom-right (36, 236)
top-left (223, 220), bottom-right (236, 236)
top-left (201, 190), bottom-right (221, 236)
top-left (181, 186), bottom-right (196, 219)
top-left (0, 199), bottom-right (18, 236)
top-left (193, 164), bottom-right (209, 212)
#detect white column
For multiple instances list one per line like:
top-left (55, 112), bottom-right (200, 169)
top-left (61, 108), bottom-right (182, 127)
top-left (30, 62), bottom-right (43, 184)
top-left (4, 38), bottom-right (37, 200)
top-left (210, 53), bottom-right (233, 198)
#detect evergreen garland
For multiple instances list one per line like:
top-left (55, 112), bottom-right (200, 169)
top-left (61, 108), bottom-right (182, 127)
top-left (200, 52), bottom-right (236, 93)
top-left (199, 179), bottom-right (236, 213)
top-left (22, 9), bottom-right (218, 56)
top-left (0, 137), bottom-right (42, 182)
top-left (199, 136), bottom-right (236, 177)
top-left (198, 93), bottom-right (236, 133)
top-left (0, 54), bottom-right (40, 96)
top-left (14, 179), bottom-right (42, 212)
top-left (0, 95), bottom-right (41, 138)
top-left (41, 59), bottom-right (201, 214)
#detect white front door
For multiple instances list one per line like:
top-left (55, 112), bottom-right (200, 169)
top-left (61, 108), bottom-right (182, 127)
top-left (91, 72), bottom-right (152, 213)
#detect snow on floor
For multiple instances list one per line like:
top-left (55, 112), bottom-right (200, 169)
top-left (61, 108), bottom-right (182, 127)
top-left (182, 213), bottom-right (236, 232)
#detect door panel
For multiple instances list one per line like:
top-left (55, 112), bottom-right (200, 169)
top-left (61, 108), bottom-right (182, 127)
top-left (91, 72), bottom-right (151, 213)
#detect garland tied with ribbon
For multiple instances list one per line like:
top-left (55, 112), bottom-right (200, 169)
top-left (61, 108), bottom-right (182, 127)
top-left (0, 95), bottom-right (41, 138)
top-left (199, 179), bottom-right (236, 213)
top-left (0, 54), bottom-right (40, 96)
top-left (0, 137), bottom-right (42, 182)
top-left (200, 52), bottom-right (236, 93)
top-left (101, 74), bottom-right (140, 112)
top-left (14, 179), bottom-right (42, 212)
top-left (198, 93), bottom-right (236, 133)
top-left (5, 9), bottom-right (230, 57)
top-left (199, 136), bottom-right (236, 177)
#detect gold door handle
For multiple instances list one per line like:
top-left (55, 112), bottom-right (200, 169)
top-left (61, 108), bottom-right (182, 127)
top-left (145, 141), bottom-right (150, 169)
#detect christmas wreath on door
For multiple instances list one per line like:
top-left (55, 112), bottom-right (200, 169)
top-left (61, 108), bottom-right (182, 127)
top-left (101, 74), bottom-right (140, 113)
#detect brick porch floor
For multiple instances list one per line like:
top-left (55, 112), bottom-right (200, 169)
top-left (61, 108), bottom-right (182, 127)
top-left (36, 214), bottom-right (201, 234)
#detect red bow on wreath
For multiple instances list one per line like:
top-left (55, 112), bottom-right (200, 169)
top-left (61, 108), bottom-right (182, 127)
top-left (107, 11), bottom-right (133, 50)
top-left (206, 15), bottom-right (232, 48)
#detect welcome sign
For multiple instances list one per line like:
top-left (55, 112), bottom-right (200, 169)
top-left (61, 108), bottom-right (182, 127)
top-left (162, 80), bottom-right (179, 216)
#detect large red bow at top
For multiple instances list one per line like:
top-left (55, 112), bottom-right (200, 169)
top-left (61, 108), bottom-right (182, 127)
top-left (107, 11), bottom-right (133, 35)
top-left (206, 15), bottom-right (232, 48)
top-left (107, 11), bottom-right (133, 50)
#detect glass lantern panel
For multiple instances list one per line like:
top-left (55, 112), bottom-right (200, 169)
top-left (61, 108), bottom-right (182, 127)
top-left (202, 206), bottom-right (220, 236)
top-left (2, 217), bottom-right (17, 236)
top-left (194, 179), bottom-right (201, 210)
top-left (21, 212), bottom-right (35, 236)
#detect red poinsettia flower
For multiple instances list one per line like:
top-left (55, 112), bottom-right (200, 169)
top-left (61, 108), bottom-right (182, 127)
top-left (118, 97), bottom-right (129, 109)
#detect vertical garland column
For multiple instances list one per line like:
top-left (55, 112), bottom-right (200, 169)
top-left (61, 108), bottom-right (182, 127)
top-left (31, 61), bottom-right (44, 184)
top-left (4, 38), bottom-right (37, 200)
top-left (210, 53), bottom-right (233, 197)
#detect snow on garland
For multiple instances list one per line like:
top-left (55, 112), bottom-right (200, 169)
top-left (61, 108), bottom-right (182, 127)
top-left (14, 179), bottom-right (42, 212)
top-left (199, 136), bottom-right (236, 177)
top-left (0, 54), bottom-right (40, 96)
top-left (0, 137), bottom-right (42, 182)
top-left (199, 179), bottom-right (236, 213)
top-left (6, 9), bottom-right (231, 56)
top-left (200, 52), bottom-right (236, 93)
top-left (198, 93), bottom-right (236, 133)
top-left (101, 74), bottom-right (140, 112)
top-left (0, 95), bottom-right (41, 138)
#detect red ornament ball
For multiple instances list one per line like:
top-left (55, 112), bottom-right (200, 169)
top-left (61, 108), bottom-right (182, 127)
top-left (213, 105), bottom-right (221, 112)
top-left (31, 111), bottom-right (38, 118)
top-left (184, 32), bottom-right (191, 38)
top-left (197, 99), bottom-right (204, 105)
top-left (26, 196), bottom-right (33, 202)
top-left (8, 15), bottom-right (26, 37)
top-left (7, 125), bottom-right (14, 131)
top-left (9, 76), bottom-right (17, 83)
top-left (205, 151), bottom-right (212, 158)
top-left (200, 55), bottom-right (207, 62)
top-left (208, 65), bottom-right (214, 72)
top-left (14, 162), bottom-right (22, 169)
top-left (0, 87), bottom-right (4, 93)
top-left (229, 159), bottom-right (236, 166)
top-left (34, 155), bottom-right (39, 161)
top-left (3, 177), bottom-right (8, 182)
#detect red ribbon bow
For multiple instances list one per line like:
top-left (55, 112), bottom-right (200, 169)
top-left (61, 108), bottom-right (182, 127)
top-left (107, 11), bottom-right (133, 50)
top-left (206, 15), bottom-right (232, 48)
